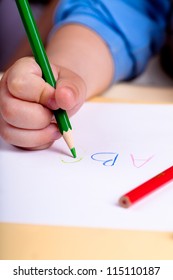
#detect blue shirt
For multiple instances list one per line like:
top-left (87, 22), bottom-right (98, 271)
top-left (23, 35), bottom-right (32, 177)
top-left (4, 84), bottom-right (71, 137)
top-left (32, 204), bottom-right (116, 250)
top-left (53, 0), bottom-right (171, 82)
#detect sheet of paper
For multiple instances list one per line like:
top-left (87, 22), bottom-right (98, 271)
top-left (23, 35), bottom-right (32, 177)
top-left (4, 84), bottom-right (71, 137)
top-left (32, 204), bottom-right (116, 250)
top-left (0, 102), bottom-right (173, 231)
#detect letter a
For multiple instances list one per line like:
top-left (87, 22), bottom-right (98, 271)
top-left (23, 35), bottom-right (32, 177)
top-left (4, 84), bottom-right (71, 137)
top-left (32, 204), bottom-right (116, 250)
top-left (130, 154), bottom-right (154, 168)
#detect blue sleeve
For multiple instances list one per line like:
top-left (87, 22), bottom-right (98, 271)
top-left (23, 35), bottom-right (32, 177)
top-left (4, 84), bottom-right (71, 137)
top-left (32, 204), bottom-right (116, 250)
top-left (53, 0), bottom-right (170, 82)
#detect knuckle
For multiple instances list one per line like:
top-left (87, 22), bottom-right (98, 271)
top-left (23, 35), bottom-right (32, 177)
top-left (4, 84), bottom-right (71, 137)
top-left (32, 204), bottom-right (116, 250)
top-left (8, 75), bottom-right (26, 95)
top-left (0, 100), bottom-right (16, 123)
top-left (0, 121), bottom-right (12, 144)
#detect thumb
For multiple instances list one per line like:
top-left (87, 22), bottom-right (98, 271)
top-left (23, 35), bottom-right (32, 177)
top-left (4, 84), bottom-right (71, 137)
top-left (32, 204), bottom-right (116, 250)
top-left (47, 66), bottom-right (86, 116)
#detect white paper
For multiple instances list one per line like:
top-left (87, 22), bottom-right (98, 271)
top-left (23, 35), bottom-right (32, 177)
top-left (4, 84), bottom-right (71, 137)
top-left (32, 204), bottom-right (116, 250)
top-left (0, 102), bottom-right (173, 231)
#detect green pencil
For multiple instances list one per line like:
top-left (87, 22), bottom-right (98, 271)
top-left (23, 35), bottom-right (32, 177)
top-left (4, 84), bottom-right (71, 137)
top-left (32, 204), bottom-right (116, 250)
top-left (15, 0), bottom-right (76, 158)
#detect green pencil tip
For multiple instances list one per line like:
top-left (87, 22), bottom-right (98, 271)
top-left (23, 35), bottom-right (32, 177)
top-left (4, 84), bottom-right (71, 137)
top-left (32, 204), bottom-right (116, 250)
top-left (71, 147), bottom-right (77, 158)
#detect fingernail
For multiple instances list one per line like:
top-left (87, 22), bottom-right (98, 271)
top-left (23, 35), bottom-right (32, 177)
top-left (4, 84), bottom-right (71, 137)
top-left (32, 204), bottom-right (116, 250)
top-left (57, 86), bottom-right (76, 109)
top-left (47, 97), bottom-right (57, 110)
top-left (52, 130), bottom-right (61, 140)
top-left (61, 87), bottom-right (74, 99)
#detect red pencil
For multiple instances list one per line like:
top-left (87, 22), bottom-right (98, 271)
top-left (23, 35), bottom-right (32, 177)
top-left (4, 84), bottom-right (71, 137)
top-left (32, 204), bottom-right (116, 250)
top-left (119, 166), bottom-right (173, 208)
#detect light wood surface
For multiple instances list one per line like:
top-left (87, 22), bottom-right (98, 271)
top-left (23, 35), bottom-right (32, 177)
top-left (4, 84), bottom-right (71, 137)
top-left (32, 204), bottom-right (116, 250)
top-left (1, 223), bottom-right (173, 260)
top-left (101, 83), bottom-right (173, 103)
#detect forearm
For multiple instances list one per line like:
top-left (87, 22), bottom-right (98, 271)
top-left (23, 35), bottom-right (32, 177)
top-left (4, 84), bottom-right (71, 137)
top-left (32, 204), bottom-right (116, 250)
top-left (46, 24), bottom-right (114, 99)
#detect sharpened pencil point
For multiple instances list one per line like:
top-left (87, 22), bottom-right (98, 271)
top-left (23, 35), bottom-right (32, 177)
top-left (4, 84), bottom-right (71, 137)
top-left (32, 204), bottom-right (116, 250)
top-left (71, 147), bottom-right (77, 158)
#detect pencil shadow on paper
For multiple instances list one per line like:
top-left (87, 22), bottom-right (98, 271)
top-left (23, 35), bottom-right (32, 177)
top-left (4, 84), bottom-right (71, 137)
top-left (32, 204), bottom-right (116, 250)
top-left (49, 145), bottom-right (70, 157)
top-left (0, 138), bottom-right (69, 157)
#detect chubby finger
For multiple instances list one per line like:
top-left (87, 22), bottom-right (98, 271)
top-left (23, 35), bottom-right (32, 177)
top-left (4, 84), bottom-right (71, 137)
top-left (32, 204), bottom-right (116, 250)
top-left (6, 57), bottom-right (58, 105)
top-left (0, 115), bottom-right (61, 149)
top-left (0, 89), bottom-right (53, 129)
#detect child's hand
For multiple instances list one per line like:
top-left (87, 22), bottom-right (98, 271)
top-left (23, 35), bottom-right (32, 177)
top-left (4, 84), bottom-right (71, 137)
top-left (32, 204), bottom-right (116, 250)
top-left (0, 57), bottom-right (86, 149)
